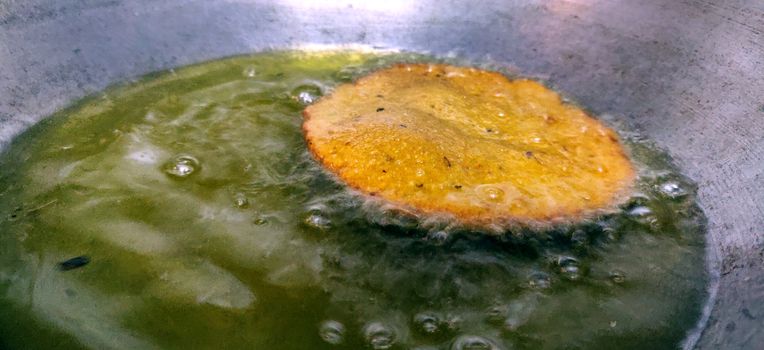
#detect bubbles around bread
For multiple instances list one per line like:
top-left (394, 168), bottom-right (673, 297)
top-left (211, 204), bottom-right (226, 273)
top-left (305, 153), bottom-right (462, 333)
top-left (303, 63), bottom-right (635, 229)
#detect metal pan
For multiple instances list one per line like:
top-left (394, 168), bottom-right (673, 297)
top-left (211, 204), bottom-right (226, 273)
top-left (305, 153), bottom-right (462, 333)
top-left (1, 0), bottom-right (762, 348)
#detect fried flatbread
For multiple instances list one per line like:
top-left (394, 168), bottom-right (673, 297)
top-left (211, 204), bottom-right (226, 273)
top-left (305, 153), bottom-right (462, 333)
top-left (303, 64), bottom-right (635, 226)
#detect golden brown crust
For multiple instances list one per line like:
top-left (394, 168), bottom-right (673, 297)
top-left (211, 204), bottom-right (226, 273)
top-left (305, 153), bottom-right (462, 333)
top-left (303, 64), bottom-right (635, 227)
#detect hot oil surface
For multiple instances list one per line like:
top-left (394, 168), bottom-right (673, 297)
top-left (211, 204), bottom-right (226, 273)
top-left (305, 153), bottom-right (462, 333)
top-left (0, 51), bottom-right (707, 350)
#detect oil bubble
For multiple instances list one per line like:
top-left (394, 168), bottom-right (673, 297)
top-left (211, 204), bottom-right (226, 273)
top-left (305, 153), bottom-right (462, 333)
top-left (425, 230), bottom-right (450, 245)
top-left (162, 155), bottom-right (200, 178)
top-left (319, 320), bottom-right (345, 345)
top-left (413, 312), bottom-right (441, 335)
top-left (334, 65), bottom-right (364, 82)
top-left (609, 269), bottom-right (626, 284)
top-left (242, 66), bottom-right (257, 78)
top-left (485, 305), bottom-right (507, 324)
top-left (528, 271), bottom-right (551, 289)
top-left (658, 182), bottom-right (687, 199)
top-left (451, 335), bottom-right (503, 350)
top-left (304, 212), bottom-right (331, 230)
top-left (628, 206), bottom-right (658, 227)
top-left (628, 206), bottom-right (652, 217)
top-left (253, 217), bottom-right (268, 225)
top-left (233, 193), bottom-right (249, 208)
top-left (291, 84), bottom-right (323, 105)
top-left (363, 322), bottom-right (397, 350)
top-left (302, 203), bottom-right (333, 230)
top-left (624, 193), bottom-right (651, 208)
top-left (556, 256), bottom-right (581, 281)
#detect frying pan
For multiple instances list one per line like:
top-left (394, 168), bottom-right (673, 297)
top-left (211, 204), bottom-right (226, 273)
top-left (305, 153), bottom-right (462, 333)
top-left (0, 0), bottom-right (762, 348)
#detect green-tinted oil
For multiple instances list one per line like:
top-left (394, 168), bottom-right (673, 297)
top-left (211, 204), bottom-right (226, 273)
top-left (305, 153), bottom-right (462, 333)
top-left (0, 51), bottom-right (707, 350)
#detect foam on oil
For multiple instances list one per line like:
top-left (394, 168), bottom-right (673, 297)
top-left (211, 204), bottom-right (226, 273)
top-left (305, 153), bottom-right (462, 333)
top-left (0, 51), bottom-right (707, 350)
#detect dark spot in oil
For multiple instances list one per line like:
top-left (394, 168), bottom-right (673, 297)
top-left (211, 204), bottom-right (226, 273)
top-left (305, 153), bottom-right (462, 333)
top-left (376, 107), bottom-right (385, 112)
top-left (486, 129), bottom-right (493, 133)
top-left (454, 185), bottom-right (463, 189)
top-left (435, 74), bottom-right (442, 78)
top-left (525, 151), bottom-right (534, 158)
top-left (382, 169), bottom-right (387, 173)
top-left (376, 94), bottom-right (384, 98)
top-left (59, 256), bottom-right (90, 271)
top-left (385, 155), bottom-right (394, 162)
top-left (443, 156), bottom-right (452, 168)
top-left (416, 183), bottom-right (424, 188)
top-left (399, 124), bottom-right (407, 128)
